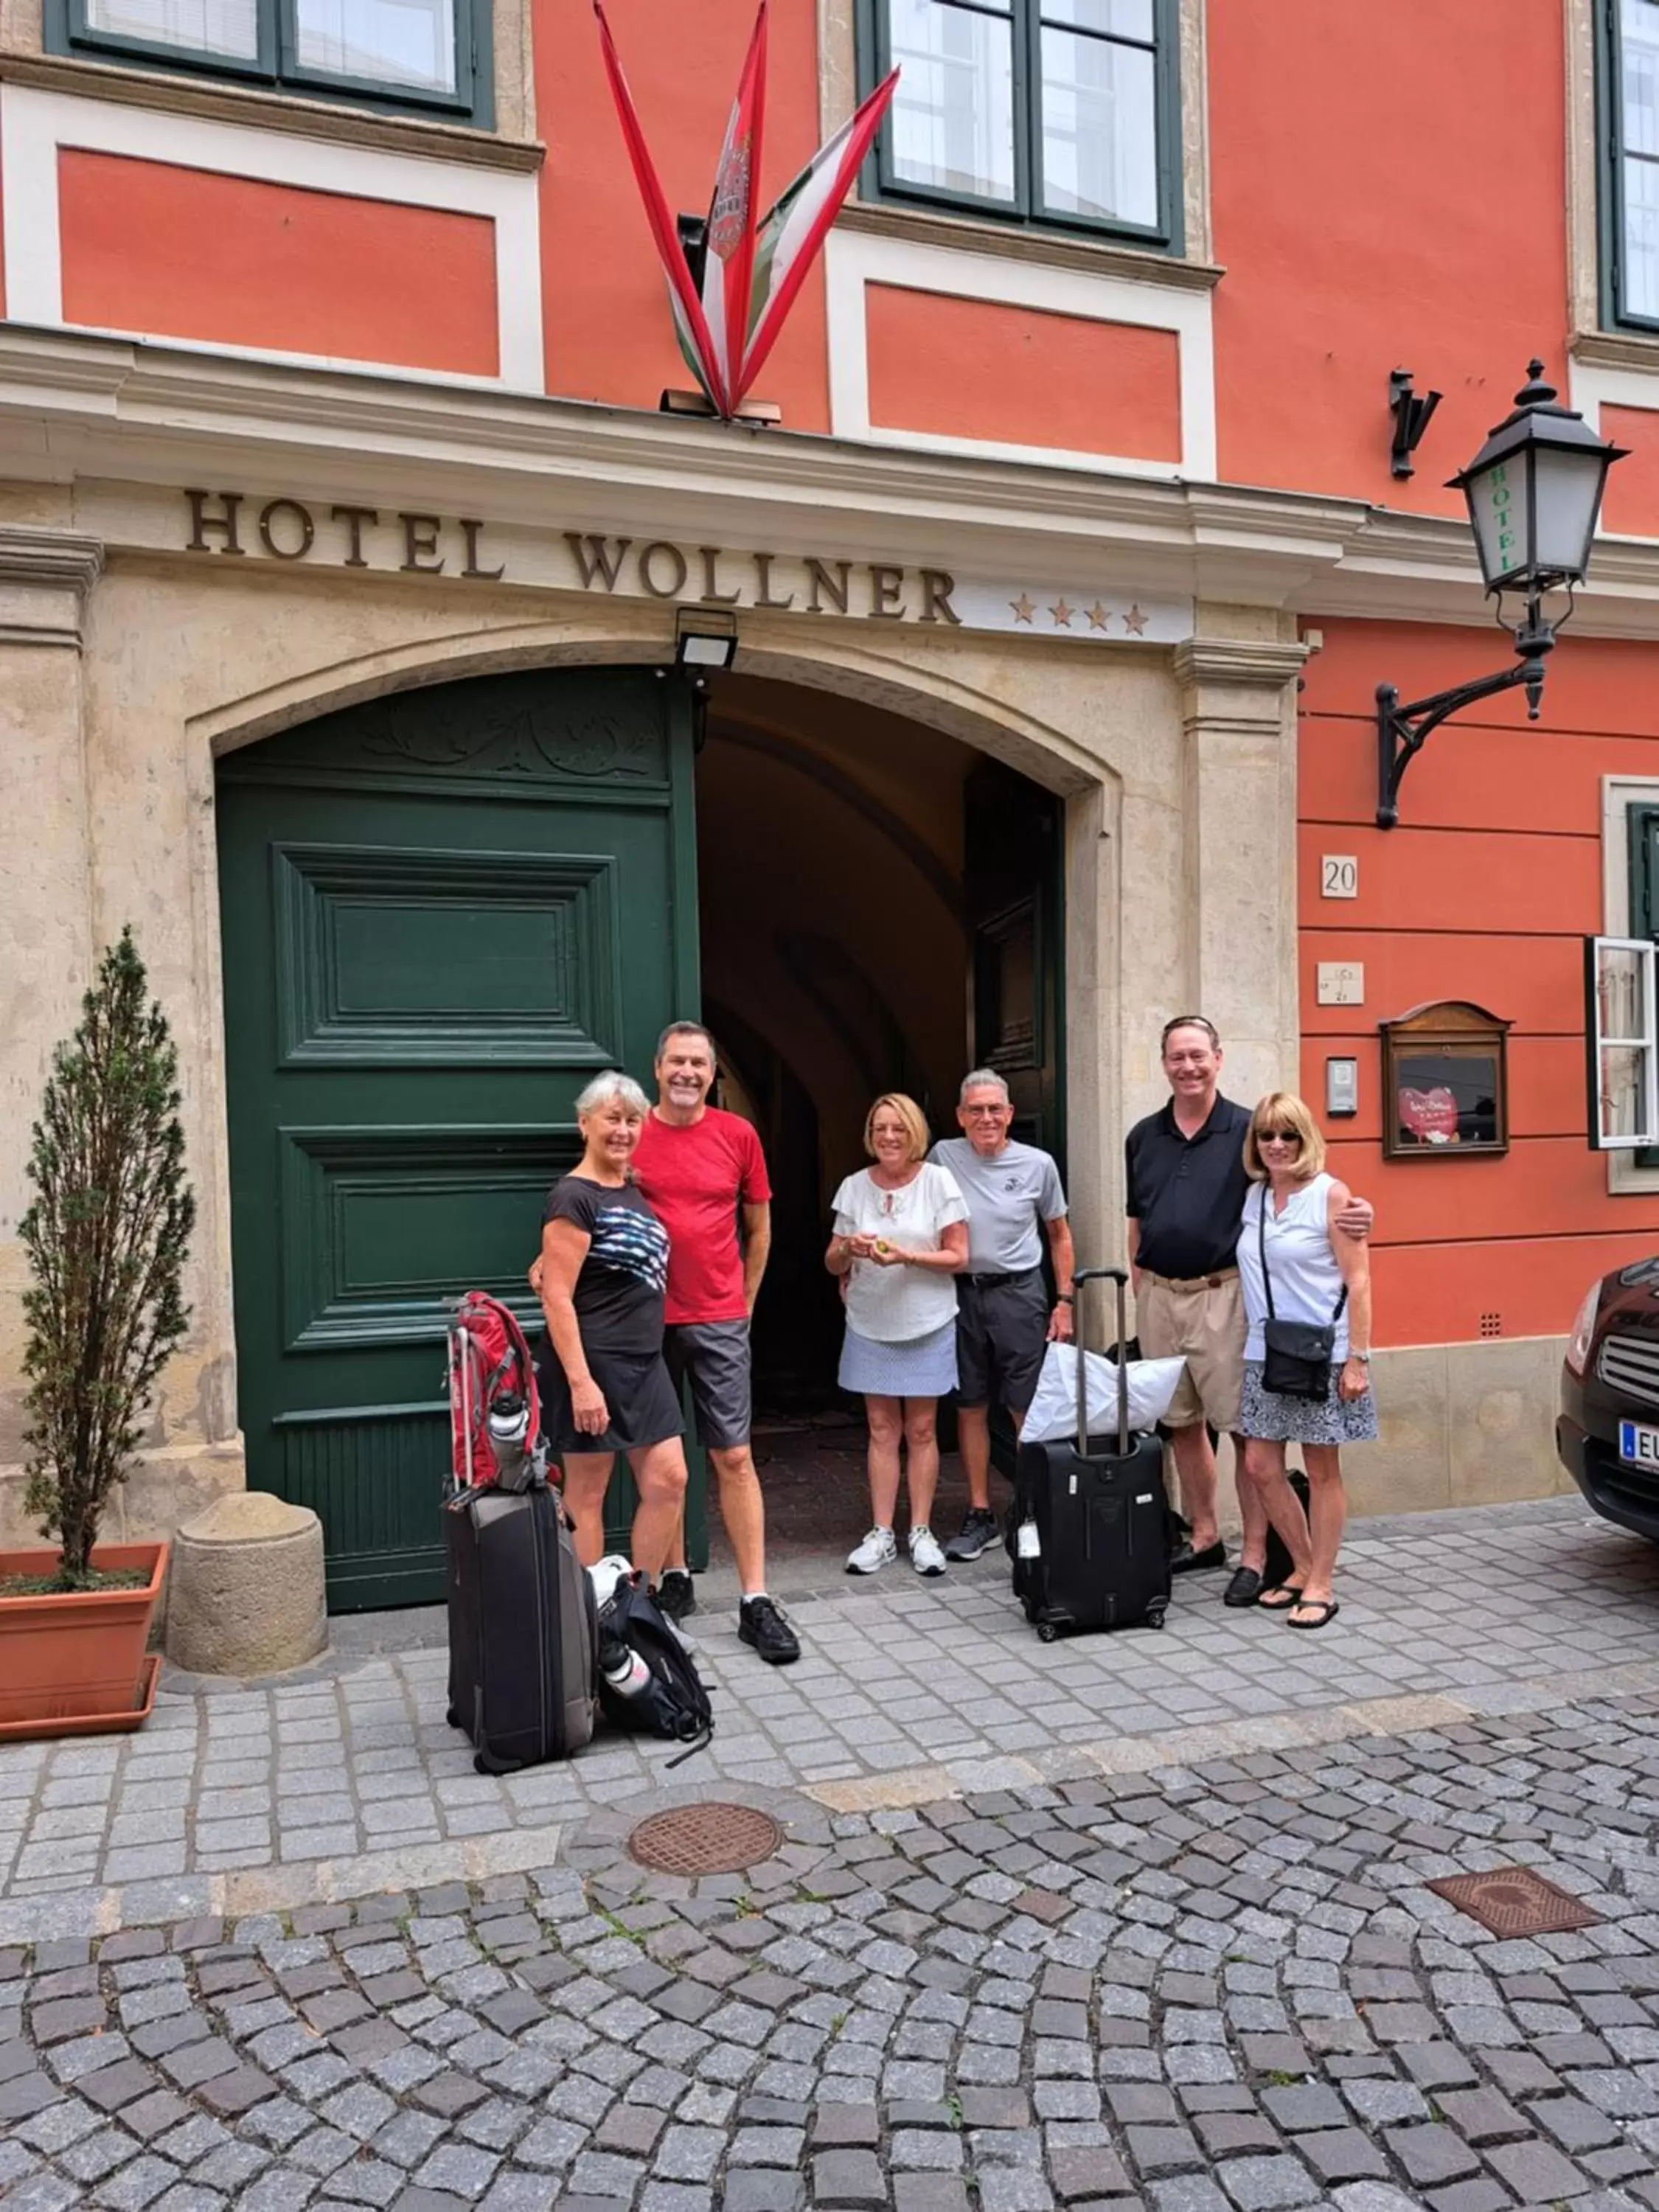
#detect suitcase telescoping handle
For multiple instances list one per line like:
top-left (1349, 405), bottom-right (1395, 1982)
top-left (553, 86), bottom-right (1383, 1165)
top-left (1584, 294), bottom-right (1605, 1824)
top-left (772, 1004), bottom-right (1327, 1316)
top-left (1071, 1266), bottom-right (1132, 1461)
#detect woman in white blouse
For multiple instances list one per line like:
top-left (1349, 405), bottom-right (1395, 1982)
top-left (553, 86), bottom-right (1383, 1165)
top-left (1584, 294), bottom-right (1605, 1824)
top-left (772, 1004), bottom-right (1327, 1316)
top-left (827, 1093), bottom-right (968, 1576)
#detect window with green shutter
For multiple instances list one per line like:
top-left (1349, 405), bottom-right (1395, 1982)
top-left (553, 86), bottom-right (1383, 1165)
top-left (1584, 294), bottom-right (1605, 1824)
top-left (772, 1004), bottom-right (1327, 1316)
top-left (858, 0), bottom-right (1183, 251)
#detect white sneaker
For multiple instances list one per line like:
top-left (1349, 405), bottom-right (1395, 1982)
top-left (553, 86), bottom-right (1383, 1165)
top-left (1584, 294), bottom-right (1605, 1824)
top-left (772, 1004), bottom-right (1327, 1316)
top-left (909, 1526), bottom-right (947, 1577)
top-left (846, 1526), bottom-right (897, 1575)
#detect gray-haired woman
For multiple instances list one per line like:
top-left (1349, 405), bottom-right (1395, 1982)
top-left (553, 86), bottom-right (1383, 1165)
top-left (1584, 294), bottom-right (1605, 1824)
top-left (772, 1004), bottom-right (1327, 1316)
top-left (535, 1071), bottom-right (688, 1571)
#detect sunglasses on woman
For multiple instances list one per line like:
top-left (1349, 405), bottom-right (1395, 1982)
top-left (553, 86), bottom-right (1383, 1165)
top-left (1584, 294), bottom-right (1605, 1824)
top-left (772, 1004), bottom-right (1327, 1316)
top-left (1259, 1127), bottom-right (1301, 1144)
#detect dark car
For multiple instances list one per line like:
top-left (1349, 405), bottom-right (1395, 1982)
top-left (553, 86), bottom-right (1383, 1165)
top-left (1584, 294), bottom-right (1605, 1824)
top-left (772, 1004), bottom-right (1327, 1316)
top-left (1558, 1256), bottom-right (1659, 1543)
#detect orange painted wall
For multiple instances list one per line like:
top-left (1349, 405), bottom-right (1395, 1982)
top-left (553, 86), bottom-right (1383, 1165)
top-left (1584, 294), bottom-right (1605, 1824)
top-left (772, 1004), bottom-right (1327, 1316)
top-left (1600, 405), bottom-right (1659, 538)
top-left (1298, 619), bottom-right (1659, 1349)
top-left (1208, 0), bottom-right (1568, 512)
top-left (535, 0), bottom-right (829, 427)
top-left (58, 151), bottom-right (498, 375)
top-left (864, 288), bottom-right (1180, 459)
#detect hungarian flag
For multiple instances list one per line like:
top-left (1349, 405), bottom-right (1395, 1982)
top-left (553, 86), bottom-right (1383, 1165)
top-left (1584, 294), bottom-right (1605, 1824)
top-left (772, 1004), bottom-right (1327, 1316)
top-left (735, 67), bottom-right (898, 408)
top-left (594, 2), bottom-right (900, 421)
top-left (593, 0), bottom-right (728, 412)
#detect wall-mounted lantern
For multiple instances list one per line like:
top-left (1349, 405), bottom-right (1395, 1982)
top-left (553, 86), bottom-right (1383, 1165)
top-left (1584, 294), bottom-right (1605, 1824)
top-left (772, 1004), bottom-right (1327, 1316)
top-left (1376, 363), bottom-right (1627, 828)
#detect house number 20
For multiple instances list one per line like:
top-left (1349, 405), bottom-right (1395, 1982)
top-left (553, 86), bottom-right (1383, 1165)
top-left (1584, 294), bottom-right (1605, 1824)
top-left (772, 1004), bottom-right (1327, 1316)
top-left (1321, 855), bottom-right (1359, 899)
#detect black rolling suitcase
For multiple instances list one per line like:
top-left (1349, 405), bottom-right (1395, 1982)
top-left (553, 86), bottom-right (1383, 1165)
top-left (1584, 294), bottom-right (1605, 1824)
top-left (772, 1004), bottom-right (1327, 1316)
top-left (445, 1484), bottom-right (599, 1773)
top-left (1009, 1266), bottom-right (1172, 1641)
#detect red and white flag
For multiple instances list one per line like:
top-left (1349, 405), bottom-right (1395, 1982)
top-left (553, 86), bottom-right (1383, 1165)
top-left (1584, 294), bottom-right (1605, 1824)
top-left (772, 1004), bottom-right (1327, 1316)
top-left (735, 68), bottom-right (898, 409)
top-left (593, 1), bottom-right (728, 412)
top-left (594, 2), bottom-right (899, 420)
top-left (702, 2), bottom-right (768, 415)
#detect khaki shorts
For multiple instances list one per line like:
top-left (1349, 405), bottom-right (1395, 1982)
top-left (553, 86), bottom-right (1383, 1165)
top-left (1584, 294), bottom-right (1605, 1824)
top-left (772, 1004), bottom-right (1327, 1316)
top-left (1134, 1271), bottom-right (1245, 1433)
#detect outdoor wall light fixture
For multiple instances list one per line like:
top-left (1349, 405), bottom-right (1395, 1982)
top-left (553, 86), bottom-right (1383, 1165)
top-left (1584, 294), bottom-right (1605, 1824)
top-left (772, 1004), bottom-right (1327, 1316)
top-left (1376, 362), bottom-right (1627, 828)
top-left (674, 607), bottom-right (739, 672)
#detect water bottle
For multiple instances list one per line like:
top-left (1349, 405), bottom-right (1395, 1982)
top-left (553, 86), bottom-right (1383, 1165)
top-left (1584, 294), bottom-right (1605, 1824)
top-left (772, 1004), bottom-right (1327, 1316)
top-left (601, 1638), bottom-right (651, 1701)
top-left (488, 1393), bottom-right (535, 1490)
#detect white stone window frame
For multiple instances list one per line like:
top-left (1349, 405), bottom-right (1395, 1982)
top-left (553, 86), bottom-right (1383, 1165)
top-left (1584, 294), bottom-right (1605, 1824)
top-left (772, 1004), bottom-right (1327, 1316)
top-left (0, 80), bottom-right (544, 388)
top-left (824, 222), bottom-right (1216, 480)
top-left (1601, 773), bottom-right (1659, 1192)
top-left (816, 0), bottom-right (1212, 266)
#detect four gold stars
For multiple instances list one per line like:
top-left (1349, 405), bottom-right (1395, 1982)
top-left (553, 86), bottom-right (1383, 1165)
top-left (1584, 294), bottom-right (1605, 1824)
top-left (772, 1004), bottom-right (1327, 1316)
top-left (1004, 592), bottom-right (1158, 636)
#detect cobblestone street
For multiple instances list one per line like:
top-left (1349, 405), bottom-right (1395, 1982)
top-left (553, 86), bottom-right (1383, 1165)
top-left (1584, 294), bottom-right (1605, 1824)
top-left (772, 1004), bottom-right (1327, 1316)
top-left (4, 1496), bottom-right (1659, 2208)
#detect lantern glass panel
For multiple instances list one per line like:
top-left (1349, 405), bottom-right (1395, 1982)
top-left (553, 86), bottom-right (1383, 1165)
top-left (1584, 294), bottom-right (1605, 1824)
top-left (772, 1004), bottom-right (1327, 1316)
top-left (1530, 443), bottom-right (1607, 580)
top-left (1463, 453), bottom-right (1531, 590)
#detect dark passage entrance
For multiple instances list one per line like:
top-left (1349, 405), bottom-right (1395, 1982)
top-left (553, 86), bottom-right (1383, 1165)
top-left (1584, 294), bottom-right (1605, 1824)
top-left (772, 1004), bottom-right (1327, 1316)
top-left (693, 674), bottom-right (1064, 1555)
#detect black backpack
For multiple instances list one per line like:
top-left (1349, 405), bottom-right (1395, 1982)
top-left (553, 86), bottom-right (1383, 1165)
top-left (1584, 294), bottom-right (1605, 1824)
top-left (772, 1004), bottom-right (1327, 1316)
top-left (597, 1571), bottom-right (713, 1764)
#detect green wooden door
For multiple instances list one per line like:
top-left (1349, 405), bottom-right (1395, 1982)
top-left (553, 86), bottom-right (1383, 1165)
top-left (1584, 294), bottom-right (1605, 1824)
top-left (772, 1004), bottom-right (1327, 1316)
top-left (217, 669), bottom-right (700, 1610)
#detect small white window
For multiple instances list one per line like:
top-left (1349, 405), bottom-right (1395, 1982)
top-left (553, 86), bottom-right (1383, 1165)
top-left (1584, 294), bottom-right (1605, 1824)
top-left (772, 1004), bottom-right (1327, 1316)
top-left (1587, 935), bottom-right (1659, 1148)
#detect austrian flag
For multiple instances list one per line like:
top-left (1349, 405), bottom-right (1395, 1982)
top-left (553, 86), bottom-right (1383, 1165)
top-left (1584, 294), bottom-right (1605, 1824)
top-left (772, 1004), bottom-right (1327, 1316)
top-left (594, 1), bottom-right (899, 420)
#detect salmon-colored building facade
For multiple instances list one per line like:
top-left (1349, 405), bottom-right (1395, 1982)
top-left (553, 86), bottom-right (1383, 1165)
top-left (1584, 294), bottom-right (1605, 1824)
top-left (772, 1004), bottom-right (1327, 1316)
top-left (1, 0), bottom-right (1655, 1593)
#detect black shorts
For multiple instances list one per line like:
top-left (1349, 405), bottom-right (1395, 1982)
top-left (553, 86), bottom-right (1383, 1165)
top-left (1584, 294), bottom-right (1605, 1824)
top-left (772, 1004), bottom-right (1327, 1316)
top-left (535, 1342), bottom-right (684, 1457)
top-left (955, 1270), bottom-right (1049, 1415)
top-left (663, 1320), bottom-right (754, 1450)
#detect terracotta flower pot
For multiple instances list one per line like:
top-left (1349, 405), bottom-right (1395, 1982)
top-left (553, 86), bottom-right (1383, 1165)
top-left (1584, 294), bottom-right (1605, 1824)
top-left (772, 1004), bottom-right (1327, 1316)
top-left (0, 1542), bottom-right (169, 1737)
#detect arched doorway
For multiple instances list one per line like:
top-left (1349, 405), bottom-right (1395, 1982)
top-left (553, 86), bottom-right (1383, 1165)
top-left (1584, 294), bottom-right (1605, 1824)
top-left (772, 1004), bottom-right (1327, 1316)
top-left (216, 661), bottom-right (1063, 1607)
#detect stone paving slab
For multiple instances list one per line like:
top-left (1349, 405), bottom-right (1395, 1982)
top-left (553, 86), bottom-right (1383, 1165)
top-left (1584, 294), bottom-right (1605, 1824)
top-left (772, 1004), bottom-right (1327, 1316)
top-left (4, 1498), bottom-right (1659, 1937)
top-left (3, 1686), bottom-right (1659, 2208)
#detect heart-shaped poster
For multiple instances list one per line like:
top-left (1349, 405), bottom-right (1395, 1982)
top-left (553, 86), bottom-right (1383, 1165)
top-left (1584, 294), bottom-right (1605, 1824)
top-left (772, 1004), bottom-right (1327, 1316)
top-left (1400, 1085), bottom-right (1458, 1143)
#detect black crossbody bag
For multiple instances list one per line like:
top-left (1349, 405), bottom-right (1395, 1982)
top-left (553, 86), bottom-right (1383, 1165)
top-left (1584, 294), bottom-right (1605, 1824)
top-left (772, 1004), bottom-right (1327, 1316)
top-left (1256, 1189), bottom-right (1347, 1402)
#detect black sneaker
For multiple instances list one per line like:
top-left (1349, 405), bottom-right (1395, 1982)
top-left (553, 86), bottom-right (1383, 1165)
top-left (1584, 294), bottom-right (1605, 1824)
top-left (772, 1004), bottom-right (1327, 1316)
top-left (944, 1507), bottom-right (1001, 1562)
top-left (656, 1570), bottom-right (697, 1623)
top-left (739, 1595), bottom-right (800, 1665)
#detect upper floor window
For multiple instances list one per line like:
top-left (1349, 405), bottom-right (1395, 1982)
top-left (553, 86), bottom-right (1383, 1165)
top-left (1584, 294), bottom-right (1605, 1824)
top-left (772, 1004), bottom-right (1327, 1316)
top-left (862, 0), bottom-right (1180, 248)
top-left (1604, 0), bottom-right (1659, 325)
top-left (50, 0), bottom-right (491, 122)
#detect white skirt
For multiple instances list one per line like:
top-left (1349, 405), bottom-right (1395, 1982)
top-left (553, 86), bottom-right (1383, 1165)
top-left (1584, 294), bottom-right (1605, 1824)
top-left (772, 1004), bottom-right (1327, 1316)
top-left (838, 1318), bottom-right (959, 1397)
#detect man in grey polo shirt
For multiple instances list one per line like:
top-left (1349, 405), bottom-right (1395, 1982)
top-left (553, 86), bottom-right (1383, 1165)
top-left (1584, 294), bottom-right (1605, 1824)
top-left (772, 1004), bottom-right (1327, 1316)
top-left (930, 1069), bottom-right (1075, 1562)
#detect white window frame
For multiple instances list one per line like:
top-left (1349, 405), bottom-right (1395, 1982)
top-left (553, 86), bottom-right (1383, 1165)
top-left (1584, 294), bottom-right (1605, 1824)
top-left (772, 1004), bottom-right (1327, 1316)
top-left (1587, 935), bottom-right (1659, 1147)
top-left (1601, 776), bottom-right (1659, 1186)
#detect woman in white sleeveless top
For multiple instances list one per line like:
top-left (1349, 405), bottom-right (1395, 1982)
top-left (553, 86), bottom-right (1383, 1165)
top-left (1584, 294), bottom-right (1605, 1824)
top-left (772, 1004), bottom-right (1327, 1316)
top-left (1236, 1091), bottom-right (1377, 1630)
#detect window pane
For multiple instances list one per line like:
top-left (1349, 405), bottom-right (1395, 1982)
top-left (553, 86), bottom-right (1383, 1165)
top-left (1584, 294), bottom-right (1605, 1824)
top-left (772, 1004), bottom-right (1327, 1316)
top-left (1625, 152), bottom-right (1659, 319)
top-left (1043, 0), bottom-right (1153, 39)
top-left (1600, 1045), bottom-right (1652, 1143)
top-left (84, 0), bottom-right (257, 60)
top-left (1040, 24), bottom-right (1157, 225)
top-left (293, 0), bottom-right (457, 93)
top-left (1624, 0), bottom-right (1659, 157)
top-left (888, 0), bottom-right (1017, 203)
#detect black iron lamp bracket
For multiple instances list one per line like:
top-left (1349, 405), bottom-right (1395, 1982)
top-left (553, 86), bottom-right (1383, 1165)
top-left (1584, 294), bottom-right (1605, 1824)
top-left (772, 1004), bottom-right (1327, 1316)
top-left (1389, 368), bottom-right (1442, 479)
top-left (1376, 646), bottom-right (1548, 830)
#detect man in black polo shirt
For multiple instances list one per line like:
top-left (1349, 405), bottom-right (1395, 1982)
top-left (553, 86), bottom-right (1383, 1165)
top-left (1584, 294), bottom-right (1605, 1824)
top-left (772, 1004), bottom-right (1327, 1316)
top-left (1127, 1015), bottom-right (1368, 1591)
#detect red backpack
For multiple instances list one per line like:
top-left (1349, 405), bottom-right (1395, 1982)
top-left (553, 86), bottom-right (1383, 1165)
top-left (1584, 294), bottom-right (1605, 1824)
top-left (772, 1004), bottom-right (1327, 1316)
top-left (447, 1291), bottom-right (544, 1493)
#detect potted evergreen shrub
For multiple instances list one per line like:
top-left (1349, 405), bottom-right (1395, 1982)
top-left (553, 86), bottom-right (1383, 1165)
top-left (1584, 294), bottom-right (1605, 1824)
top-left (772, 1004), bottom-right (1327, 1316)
top-left (0, 929), bottom-right (195, 1738)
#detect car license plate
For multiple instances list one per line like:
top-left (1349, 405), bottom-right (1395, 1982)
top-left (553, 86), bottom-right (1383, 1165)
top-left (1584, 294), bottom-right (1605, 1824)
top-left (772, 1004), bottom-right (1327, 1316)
top-left (1618, 1419), bottom-right (1659, 1467)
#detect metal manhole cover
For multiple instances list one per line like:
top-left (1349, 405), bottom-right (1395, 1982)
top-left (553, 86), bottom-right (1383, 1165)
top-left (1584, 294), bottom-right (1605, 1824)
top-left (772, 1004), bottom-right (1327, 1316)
top-left (1426, 1865), bottom-right (1601, 1938)
top-left (627, 1802), bottom-right (784, 1877)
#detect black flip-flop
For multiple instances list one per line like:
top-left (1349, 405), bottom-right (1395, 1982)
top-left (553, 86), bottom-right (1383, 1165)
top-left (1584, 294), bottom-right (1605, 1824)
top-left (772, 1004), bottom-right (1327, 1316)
top-left (1286, 1599), bottom-right (1339, 1630)
top-left (1256, 1585), bottom-right (1303, 1612)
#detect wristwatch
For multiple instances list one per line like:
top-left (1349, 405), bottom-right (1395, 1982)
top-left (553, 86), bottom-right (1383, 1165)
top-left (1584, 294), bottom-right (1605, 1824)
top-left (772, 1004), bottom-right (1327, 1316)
top-left (1056, 1293), bottom-right (1074, 1304)
top-left (1348, 1349), bottom-right (1371, 1363)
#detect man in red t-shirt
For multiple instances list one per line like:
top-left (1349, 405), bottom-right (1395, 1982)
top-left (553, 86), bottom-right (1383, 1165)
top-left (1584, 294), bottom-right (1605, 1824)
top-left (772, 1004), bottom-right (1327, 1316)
top-left (632, 1023), bottom-right (799, 1666)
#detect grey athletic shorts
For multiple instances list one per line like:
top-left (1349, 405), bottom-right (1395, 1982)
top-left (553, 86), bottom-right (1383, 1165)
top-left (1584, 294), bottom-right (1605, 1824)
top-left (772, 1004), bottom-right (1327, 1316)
top-left (662, 1319), bottom-right (754, 1450)
top-left (955, 1269), bottom-right (1050, 1415)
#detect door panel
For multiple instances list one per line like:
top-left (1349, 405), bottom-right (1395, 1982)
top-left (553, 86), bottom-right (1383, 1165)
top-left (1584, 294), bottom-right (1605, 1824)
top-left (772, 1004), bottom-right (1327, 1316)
top-left (218, 670), bottom-right (700, 1610)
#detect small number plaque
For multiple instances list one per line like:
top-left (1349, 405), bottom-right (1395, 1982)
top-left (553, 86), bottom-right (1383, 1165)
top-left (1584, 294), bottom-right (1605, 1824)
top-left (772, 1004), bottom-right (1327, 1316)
top-left (1321, 855), bottom-right (1358, 898)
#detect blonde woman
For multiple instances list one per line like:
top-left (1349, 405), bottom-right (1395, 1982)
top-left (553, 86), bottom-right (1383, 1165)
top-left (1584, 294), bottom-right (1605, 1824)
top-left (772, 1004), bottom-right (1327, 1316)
top-left (827, 1094), bottom-right (968, 1576)
top-left (535, 1071), bottom-right (687, 1574)
top-left (1236, 1092), bottom-right (1377, 1631)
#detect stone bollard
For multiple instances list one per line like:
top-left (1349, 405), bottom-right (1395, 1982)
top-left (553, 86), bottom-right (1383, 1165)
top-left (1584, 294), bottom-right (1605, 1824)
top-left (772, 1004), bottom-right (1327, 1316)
top-left (166, 1492), bottom-right (327, 1677)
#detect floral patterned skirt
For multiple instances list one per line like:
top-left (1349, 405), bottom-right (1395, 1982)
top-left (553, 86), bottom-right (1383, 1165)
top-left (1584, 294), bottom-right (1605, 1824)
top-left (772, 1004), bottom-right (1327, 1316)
top-left (1239, 1359), bottom-right (1379, 1444)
